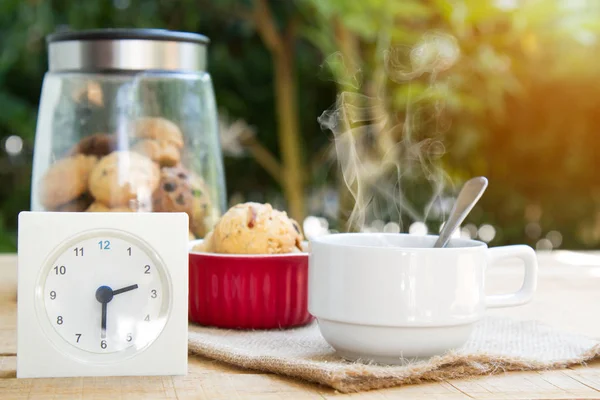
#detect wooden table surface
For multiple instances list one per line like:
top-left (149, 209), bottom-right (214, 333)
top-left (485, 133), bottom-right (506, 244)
top-left (2, 251), bottom-right (600, 399)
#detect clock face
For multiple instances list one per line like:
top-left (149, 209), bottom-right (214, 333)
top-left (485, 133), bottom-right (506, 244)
top-left (36, 230), bottom-right (171, 358)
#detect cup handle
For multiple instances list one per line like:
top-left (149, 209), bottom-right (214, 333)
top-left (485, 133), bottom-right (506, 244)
top-left (485, 245), bottom-right (538, 308)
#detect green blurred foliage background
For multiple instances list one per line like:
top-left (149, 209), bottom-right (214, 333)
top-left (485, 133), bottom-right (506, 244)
top-left (1, 0), bottom-right (600, 251)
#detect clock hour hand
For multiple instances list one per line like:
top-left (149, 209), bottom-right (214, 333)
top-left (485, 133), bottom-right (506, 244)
top-left (113, 284), bottom-right (139, 295)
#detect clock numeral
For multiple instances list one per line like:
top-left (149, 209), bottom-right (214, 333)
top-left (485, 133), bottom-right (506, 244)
top-left (126, 333), bottom-right (132, 342)
top-left (56, 316), bottom-right (63, 325)
top-left (53, 265), bottom-right (66, 275)
top-left (144, 265), bottom-right (151, 274)
top-left (127, 247), bottom-right (132, 256)
top-left (151, 289), bottom-right (157, 298)
top-left (50, 291), bottom-right (56, 300)
top-left (101, 340), bottom-right (107, 349)
top-left (75, 333), bottom-right (82, 343)
top-left (144, 314), bottom-right (150, 321)
top-left (98, 240), bottom-right (111, 250)
top-left (74, 247), bottom-right (83, 256)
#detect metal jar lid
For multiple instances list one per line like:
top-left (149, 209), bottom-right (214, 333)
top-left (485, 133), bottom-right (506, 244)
top-left (46, 28), bottom-right (209, 73)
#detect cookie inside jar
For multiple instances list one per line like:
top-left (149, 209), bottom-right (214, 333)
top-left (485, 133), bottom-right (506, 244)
top-left (36, 117), bottom-right (219, 239)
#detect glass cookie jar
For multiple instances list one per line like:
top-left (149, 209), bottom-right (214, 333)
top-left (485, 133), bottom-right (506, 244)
top-left (30, 29), bottom-right (226, 239)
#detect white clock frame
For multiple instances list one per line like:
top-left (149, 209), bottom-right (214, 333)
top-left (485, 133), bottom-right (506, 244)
top-left (17, 211), bottom-right (189, 378)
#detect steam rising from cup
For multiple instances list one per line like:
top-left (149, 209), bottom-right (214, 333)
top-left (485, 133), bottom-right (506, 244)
top-left (318, 31), bottom-right (460, 232)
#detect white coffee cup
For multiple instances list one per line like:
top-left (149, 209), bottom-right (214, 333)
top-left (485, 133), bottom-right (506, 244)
top-left (308, 233), bottom-right (537, 363)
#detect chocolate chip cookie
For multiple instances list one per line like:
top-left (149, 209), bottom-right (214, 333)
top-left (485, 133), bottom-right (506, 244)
top-left (89, 151), bottom-right (160, 207)
top-left (152, 165), bottom-right (194, 214)
top-left (39, 154), bottom-right (98, 209)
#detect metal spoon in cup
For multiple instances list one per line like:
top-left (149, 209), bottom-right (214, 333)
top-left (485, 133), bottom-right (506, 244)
top-left (433, 176), bottom-right (488, 248)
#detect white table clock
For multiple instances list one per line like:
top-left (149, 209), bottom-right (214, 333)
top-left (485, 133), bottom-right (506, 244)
top-left (16, 211), bottom-right (189, 378)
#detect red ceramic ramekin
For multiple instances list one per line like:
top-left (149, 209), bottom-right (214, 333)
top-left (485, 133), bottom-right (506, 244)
top-left (188, 240), bottom-right (314, 329)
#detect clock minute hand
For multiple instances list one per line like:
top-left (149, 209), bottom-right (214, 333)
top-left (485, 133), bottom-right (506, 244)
top-left (113, 284), bottom-right (139, 295)
top-left (101, 302), bottom-right (107, 339)
top-left (95, 286), bottom-right (114, 340)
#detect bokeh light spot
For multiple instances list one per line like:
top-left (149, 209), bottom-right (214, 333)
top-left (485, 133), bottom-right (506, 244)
top-left (525, 204), bottom-right (542, 222)
top-left (536, 238), bottom-right (553, 251)
top-left (460, 227), bottom-right (472, 239)
top-left (464, 223), bottom-right (478, 239)
top-left (409, 222), bottom-right (428, 236)
top-left (478, 224), bottom-right (496, 243)
top-left (495, 0), bottom-right (517, 10)
top-left (5, 135), bottom-right (23, 155)
top-left (383, 222), bottom-right (400, 233)
top-left (525, 222), bottom-right (542, 239)
top-left (546, 230), bottom-right (563, 248)
top-left (371, 219), bottom-right (385, 232)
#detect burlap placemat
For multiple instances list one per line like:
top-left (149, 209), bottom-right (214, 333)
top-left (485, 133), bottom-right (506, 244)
top-left (188, 317), bottom-right (600, 393)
